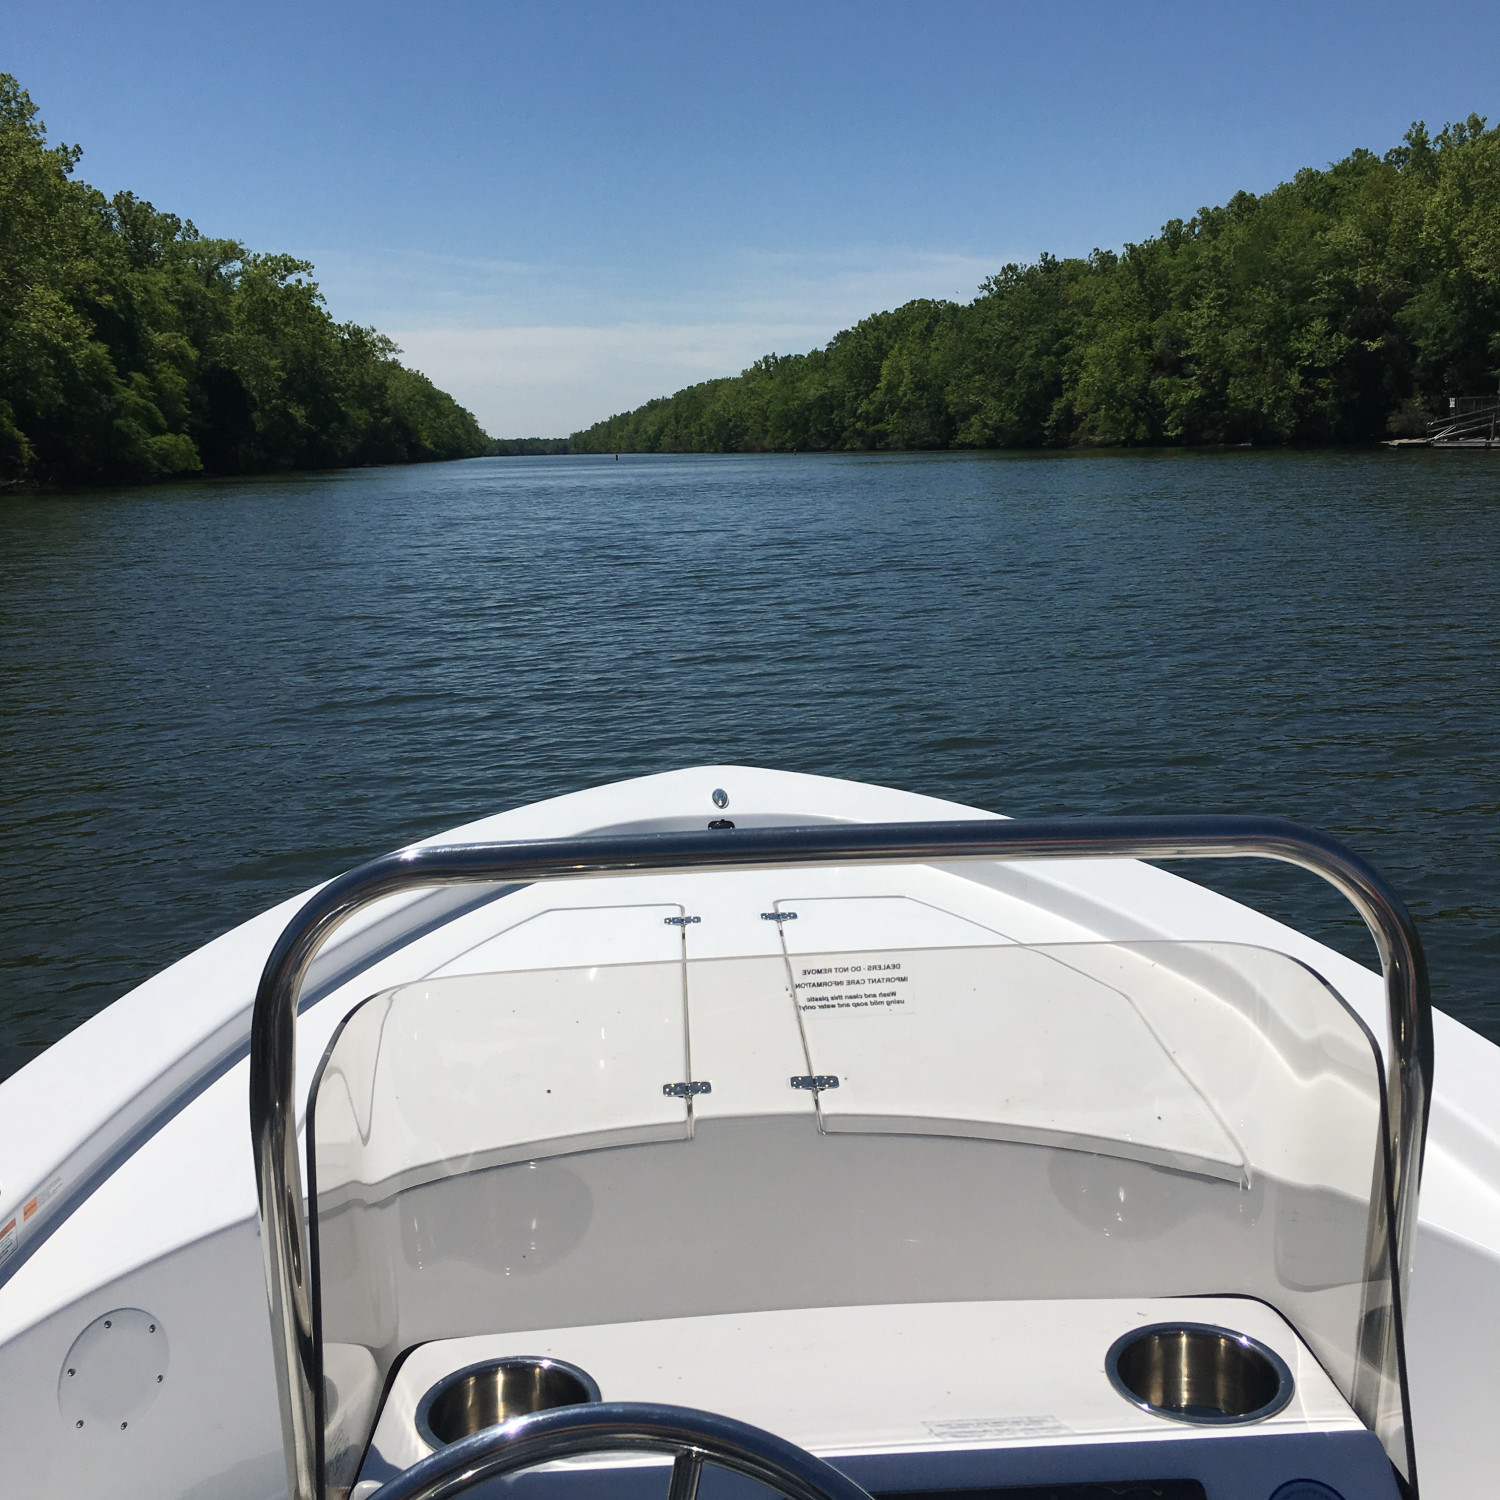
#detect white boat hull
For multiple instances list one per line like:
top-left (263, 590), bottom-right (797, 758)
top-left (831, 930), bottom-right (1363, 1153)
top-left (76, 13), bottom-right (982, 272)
top-left (2, 767), bottom-right (1496, 1498)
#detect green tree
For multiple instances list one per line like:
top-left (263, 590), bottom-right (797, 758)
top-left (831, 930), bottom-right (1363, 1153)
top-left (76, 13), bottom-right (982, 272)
top-left (0, 72), bottom-right (489, 488)
top-left (572, 114), bottom-right (1500, 455)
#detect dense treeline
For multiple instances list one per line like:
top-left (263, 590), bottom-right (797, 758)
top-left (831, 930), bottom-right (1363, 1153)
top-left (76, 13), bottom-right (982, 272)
top-left (0, 75), bottom-right (490, 488)
top-left (492, 436), bottom-right (571, 454)
top-left (574, 117), bottom-right (1500, 453)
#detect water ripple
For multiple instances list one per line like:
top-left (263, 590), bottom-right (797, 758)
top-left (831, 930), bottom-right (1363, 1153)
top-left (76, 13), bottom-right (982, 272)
top-left (1, 450), bottom-right (1497, 1077)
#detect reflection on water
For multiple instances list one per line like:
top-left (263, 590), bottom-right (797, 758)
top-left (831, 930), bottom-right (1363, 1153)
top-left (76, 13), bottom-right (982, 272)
top-left (1, 450), bottom-right (1497, 1076)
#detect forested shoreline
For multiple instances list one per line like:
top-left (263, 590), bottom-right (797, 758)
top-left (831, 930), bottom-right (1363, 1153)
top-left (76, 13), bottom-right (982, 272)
top-left (492, 437), bottom-right (571, 455)
top-left (0, 75), bottom-right (490, 489)
top-left (573, 117), bottom-right (1500, 453)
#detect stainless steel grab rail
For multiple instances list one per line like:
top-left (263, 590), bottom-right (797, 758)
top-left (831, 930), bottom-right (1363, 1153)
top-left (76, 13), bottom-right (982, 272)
top-left (249, 815), bottom-right (1432, 1500)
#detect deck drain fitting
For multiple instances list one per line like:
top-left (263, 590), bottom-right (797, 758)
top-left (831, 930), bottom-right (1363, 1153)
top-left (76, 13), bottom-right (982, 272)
top-left (1106, 1322), bottom-right (1293, 1425)
top-left (415, 1356), bottom-right (601, 1448)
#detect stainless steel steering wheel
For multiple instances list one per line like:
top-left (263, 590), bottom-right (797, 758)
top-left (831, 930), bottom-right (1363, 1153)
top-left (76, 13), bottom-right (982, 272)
top-left (371, 1401), bottom-right (876, 1500)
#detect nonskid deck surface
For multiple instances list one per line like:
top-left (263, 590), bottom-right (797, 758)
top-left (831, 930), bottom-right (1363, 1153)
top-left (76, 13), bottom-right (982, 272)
top-left (0, 766), bottom-right (1498, 1500)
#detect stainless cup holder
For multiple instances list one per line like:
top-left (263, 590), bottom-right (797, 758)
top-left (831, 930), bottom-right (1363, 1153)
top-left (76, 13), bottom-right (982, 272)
top-left (416, 1356), bottom-right (601, 1448)
top-left (1106, 1322), bottom-right (1294, 1425)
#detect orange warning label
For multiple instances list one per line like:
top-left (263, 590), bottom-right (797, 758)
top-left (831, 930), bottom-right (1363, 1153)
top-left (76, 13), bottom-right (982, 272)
top-left (22, 1198), bottom-right (38, 1221)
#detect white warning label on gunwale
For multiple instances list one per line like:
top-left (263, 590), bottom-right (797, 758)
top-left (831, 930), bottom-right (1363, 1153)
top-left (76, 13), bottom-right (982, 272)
top-left (924, 1415), bottom-right (1073, 1441)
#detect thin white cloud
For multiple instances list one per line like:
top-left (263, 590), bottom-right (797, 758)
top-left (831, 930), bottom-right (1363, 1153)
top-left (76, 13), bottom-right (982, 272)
top-left (389, 323), bottom-right (827, 437)
top-left (361, 243), bottom-right (1025, 434)
top-left (320, 243), bottom-right (1007, 331)
top-left (721, 247), bottom-right (1002, 325)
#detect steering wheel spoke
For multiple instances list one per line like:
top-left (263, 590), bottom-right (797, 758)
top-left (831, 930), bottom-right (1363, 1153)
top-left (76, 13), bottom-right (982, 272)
top-left (370, 1401), bottom-right (874, 1500)
top-left (667, 1448), bottom-right (705, 1500)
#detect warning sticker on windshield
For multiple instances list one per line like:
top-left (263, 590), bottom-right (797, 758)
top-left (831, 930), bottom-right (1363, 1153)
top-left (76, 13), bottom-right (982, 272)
top-left (795, 959), bottom-right (910, 1012)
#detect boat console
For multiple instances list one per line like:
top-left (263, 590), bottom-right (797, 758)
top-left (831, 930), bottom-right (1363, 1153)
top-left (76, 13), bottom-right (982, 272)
top-left (348, 1299), bottom-right (1395, 1499)
top-left (247, 817), bottom-right (1427, 1500)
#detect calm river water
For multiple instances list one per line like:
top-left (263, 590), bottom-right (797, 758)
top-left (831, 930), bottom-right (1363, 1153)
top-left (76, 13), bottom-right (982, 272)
top-left (2, 450), bottom-right (1497, 1079)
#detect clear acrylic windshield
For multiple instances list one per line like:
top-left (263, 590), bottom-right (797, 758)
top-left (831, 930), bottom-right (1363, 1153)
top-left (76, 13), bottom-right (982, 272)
top-left (310, 925), bottom-right (1391, 1491)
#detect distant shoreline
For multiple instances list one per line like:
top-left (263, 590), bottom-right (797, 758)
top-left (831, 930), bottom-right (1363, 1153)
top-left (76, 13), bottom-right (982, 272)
top-left (489, 439), bottom-right (1480, 460)
top-left (3, 442), bottom-right (1484, 505)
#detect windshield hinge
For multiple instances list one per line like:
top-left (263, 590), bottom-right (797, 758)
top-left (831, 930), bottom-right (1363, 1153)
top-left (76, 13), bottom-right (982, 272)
top-left (760, 911), bottom-right (797, 922)
top-left (664, 915), bottom-right (701, 927)
top-left (662, 1081), bottom-right (712, 1098)
top-left (790, 1075), bottom-right (839, 1091)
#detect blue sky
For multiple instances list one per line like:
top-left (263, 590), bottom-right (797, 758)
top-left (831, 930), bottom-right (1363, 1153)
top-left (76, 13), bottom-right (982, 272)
top-left (7, 1), bottom-right (1497, 434)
